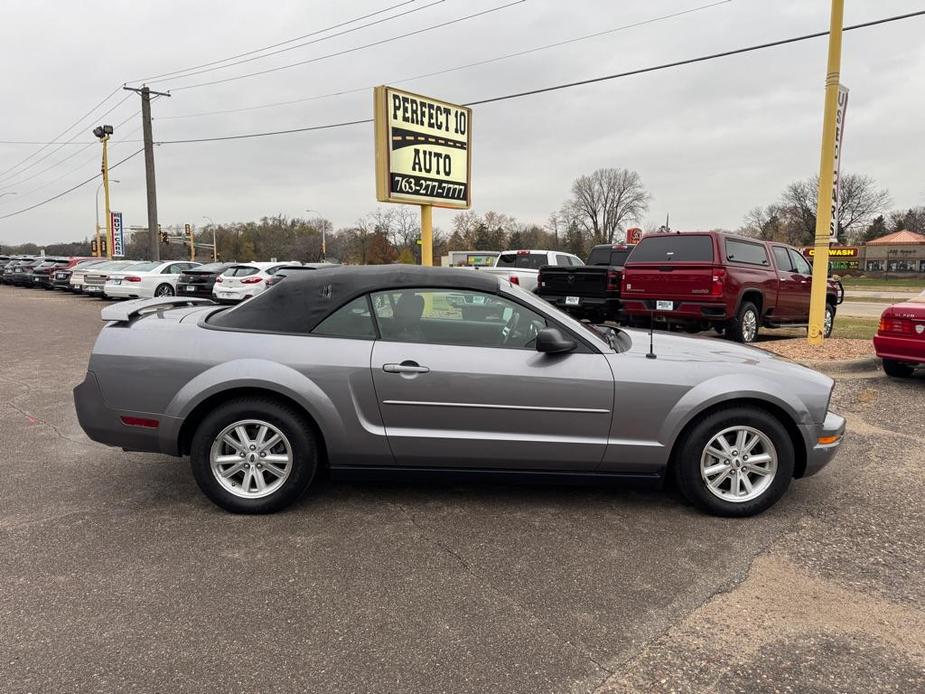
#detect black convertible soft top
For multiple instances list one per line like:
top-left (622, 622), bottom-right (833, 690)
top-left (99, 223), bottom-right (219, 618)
top-left (208, 265), bottom-right (501, 334)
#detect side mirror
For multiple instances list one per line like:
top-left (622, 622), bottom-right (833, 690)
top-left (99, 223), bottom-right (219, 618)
top-left (535, 327), bottom-right (576, 354)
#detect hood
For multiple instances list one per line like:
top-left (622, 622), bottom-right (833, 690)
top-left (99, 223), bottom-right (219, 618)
top-left (619, 328), bottom-right (833, 387)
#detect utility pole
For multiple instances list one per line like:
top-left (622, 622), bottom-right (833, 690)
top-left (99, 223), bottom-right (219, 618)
top-left (807, 0), bottom-right (845, 345)
top-left (124, 85), bottom-right (170, 261)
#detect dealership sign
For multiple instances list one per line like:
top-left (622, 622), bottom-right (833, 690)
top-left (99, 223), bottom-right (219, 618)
top-left (803, 246), bottom-right (858, 258)
top-left (828, 84), bottom-right (849, 241)
top-left (110, 211), bottom-right (125, 257)
top-left (374, 86), bottom-right (471, 209)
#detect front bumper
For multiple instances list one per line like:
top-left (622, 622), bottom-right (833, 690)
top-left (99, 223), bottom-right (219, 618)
top-left (798, 410), bottom-right (846, 477)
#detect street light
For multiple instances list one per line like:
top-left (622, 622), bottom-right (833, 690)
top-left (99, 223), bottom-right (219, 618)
top-left (93, 124), bottom-right (115, 258)
top-left (95, 179), bottom-right (119, 257)
top-left (202, 215), bottom-right (217, 261)
top-left (305, 208), bottom-right (326, 261)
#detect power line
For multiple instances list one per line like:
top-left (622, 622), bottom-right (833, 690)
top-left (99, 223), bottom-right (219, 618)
top-left (142, 0), bottom-right (446, 86)
top-left (0, 107), bottom-right (140, 191)
top-left (157, 0), bottom-right (731, 121)
top-left (0, 94), bottom-right (134, 188)
top-left (0, 148), bottom-right (144, 221)
top-left (131, 0), bottom-right (422, 84)
top-left (169, 0), bottom-right (528, 92)
top-left (0, 86), bottom-right (124, 179)
top-left (0, 140), bottom-right (97, 146)
top-left (153, 9), bottom-right (925, 144)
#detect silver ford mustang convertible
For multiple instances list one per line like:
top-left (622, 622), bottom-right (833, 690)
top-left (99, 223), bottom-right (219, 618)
top-left (74, 265), bottom-right (845, 516)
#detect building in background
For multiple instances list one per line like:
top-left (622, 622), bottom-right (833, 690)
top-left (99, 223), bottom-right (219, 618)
top-left (862, 230), bottom-right (925, 273)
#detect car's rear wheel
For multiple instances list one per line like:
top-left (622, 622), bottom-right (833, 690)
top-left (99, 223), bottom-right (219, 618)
top-left (824, 303), bottom-right (835, 338)
top-left (155, 283), bottom-right (175, 297)
top-left (882, 359), bottom-right (915, 378)
top-left (190, 399), bottom-right (318, 513)
top-left (729, 302), bottom-right (760, 343)
top-left (674, 407), bottom-right (794, 517)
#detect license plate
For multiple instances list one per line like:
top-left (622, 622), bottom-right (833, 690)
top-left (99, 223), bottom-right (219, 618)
top-left (111, 278), bottom-right (121, 285)
top-left (656, 300), bottom-right (674, 311)
top-left (33, 277), bottom-right (40, 282)
top-left (185, 285), bottom-right (196, 292)
top-left (565, 296), bottom-right (580, 306)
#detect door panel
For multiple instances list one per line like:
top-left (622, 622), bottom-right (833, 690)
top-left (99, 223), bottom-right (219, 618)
top-left (370, 341), bottom-right (614, 470)
top-left (787, 249), bottom-right (814, 321)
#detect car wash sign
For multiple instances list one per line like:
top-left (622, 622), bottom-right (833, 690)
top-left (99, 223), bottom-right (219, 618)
top-left (375, 86), bottom-right (471, 209)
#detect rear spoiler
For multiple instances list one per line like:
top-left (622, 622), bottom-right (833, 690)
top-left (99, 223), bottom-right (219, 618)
top-left (101, 296), bottom-right (214, 322)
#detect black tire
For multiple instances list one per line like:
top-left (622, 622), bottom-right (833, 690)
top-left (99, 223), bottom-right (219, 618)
top-left (155, 283), bottom-right (175, 297)
top-left (824, 303), bottom-right (835, 338)
top-left (673, 406), bottom-right (794, 517)
top-left (190, 398), bottom-right (318, 513)
top-left (729, 301), bottom-right (760, 343)
top-left (882, 359), bottom-right (915, 378)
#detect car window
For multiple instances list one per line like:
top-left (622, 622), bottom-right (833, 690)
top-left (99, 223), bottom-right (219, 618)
top-left (129, 261), bottom-right (160, 272)
top-left (371, 288), bottom-right (547, 349)
top-left (725, 239), bottom-right (770, 266)
top-left (789, 249), bottom-right (812, 275)
top-left (555, 254), bottom-right (571, 267)
top-left (496, 253), bottom-right (549, 270)
top-left (772, 246), bottom-right (794, 272)
top-left (311, 296), bottom-right (376, 339)
top-left (629, 235), bottom-right (715, 262)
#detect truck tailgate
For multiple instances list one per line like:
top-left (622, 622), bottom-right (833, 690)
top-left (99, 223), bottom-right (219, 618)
top-left (622, 264), bottom-right (716, 300)
top-left (539, 267), bottom-right (608, 297)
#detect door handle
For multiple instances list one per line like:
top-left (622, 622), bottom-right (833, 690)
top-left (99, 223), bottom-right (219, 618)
top-left (383, 362), bottom-right (430, 374)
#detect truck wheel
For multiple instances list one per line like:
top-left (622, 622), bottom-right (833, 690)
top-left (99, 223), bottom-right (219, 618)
top-left (190, 398), bottom-right (318, 513)
top-left (729, 302), bottom-right (759, 343)
top-left (882, 359), bottom-right (915, 378)
top-left (824, 303), bottom-right (835, 338)
top-left (674, 406), bottom-right (794, 517)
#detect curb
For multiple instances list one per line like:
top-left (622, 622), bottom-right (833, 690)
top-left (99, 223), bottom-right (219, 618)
top-left (797, 356), bottom-right (881, 375)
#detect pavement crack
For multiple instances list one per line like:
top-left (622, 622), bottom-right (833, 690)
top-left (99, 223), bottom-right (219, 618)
top-left (5, 400), bottom-right (90, 447)
top-left (389, 500), bottom-right (614, 687)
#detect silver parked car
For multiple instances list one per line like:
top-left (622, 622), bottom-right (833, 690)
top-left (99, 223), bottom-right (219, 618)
top-left (73, 266), bottom-right (845, 516)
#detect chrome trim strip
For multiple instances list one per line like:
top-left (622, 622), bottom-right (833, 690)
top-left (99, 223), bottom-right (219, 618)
top-left (381, 400), bottom-right (610, 414)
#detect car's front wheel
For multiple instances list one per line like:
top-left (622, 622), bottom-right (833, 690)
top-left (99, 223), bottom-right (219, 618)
top-left (674, 407), bottom-right (794, 517)
top-left (190, 398), bottom-right (318, 513)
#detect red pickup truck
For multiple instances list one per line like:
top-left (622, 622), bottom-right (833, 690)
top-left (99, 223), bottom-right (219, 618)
top-left (620, 231), bottom-right (844, 343)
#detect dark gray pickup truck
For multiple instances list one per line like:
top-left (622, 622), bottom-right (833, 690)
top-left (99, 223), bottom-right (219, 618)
top-left (535, 244), bottom-right (635, 322)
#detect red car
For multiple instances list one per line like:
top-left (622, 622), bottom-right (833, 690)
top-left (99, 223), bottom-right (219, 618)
top-left (874, 291), bottom-right (925, 377)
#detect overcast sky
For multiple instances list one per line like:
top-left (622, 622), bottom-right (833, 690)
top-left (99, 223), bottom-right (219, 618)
top-left (1, 0), bottom-right (923, 246)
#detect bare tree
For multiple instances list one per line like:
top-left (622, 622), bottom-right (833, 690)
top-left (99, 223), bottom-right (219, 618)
top-left (567, 168), bottom-right (650, 244)
top-left (780, 173), bottom-right (891, 243)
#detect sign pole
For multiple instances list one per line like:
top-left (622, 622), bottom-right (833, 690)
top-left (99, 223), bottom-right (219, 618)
top-left (807, 0), bottom-right (845, 345)
top-left (101, 134), bottom-right (113, 260)
top-left (421, 204), bottom-right (433, 266)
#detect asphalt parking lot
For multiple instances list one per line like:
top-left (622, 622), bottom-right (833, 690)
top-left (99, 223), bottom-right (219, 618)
top-left (1, 286), bottom-right (923, 693)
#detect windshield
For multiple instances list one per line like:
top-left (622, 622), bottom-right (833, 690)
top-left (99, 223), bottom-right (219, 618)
top-left (191, 263), bottom-right (230, 273)
top-left (496, 253), bottom-right (549, 270)
top-left (222, 266), bottom-right (259, 277)
top-left (500, 281), bottom-right (615, 353)
top-left (126, 261), bottom-right (161, 272)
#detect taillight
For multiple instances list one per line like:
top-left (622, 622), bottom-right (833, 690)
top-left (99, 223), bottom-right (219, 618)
top-left (215, 276), bottom-right (223, 283)
top-left (607, 270), bottom-right (619, 290)
top-left (879, 317), bottom-right (911, 334)
top-left (241, 276), bottom-right (263, 284)
top-left (509, 275), bottom-right (520, 285)
top-left (711, 268), bottom-right (726, 296)
top-left (125, 276), bottom-right (141, 282)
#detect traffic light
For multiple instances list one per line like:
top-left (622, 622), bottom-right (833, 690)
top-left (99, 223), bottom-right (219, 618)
top-left (90, 240), bottom-right (98, 255)
top-left (184, 223), bottom-right (192, 237)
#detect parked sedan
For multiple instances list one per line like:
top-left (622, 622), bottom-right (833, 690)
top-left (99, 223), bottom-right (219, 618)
top-left (212, 262), bottom-right (299, 303)
top-left (7, 258), bottom-right (46, 287)
top-left (104, 260), bottom-right (201, 299)
top-left (75, 266), bottom-right (845, 517)
top-left (874, 290), bottom-right (925, 377)
top-left (82, 261), bottom-right (147, 297)
top-left (52, 259), bottom-right (107, 290)
top-left (176, 262), bottom-right (236, 298)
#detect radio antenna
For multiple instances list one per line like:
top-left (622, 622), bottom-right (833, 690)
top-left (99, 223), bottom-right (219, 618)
top-left (646, 311), bottom-right (657, 359)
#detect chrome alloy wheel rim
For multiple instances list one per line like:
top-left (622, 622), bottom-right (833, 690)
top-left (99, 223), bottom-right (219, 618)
top-left (210, 419), bottom-right (293, 499)
top-left (700, 425), bottom-right (777, 503)
top-left (741, 310), bottom-right (758, 342)
top-left (824, 307), bottom-right (833, 336)
top-left (155, 284), bottom-right (174, 296)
